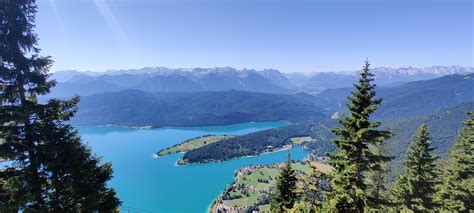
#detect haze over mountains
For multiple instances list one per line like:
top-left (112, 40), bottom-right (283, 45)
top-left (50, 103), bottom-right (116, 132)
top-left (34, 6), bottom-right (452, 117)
top-left (49, 66), bottom-right (473, 98)
top-left (71, 73), bottom-right (473, 128)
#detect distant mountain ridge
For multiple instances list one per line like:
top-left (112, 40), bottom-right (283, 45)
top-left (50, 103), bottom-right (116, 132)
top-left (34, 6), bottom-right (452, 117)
top-left (294, 65), bottom-right (474, 90)
top-left (49, 67), bottom-right (293, 98)
top-left (49, 66), bottom-right (473, 98)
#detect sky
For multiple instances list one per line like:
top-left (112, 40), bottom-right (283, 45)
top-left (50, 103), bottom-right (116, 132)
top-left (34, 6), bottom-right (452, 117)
top-left (36, 0), bottom-right (472, 73)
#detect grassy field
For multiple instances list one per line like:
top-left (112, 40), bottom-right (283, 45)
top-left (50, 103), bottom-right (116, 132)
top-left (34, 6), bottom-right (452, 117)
top-left (225, 191), bottom-right (259, 207)
top-left (155, 135), bottom-right (235, 157)
top-left (309, 162), bottom-right (332, 173)
top-left (238, 167), bottom-right (280, 190)
top-left (258, 204), bottom-right (271, 212)
top-left (211, 161), bottom-right (315, 212)
top-left (290, 136), bottom-right (315, 145)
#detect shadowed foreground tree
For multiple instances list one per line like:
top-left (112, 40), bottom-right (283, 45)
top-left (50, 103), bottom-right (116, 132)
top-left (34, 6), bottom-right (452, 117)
top-left (435, 112), bottom-right (473, 211)
top-left (0, 0), bottom-right (120, 211)
top-left (391, 124), bottom-right (438, 212)
top-left (271, 153), bottom-right (298, 212)
top-left (324, 61), bottom-right (392, 212)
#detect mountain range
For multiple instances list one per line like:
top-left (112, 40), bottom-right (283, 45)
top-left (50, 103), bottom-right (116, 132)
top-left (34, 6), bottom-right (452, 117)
top-left (49, 66), bottom-right (473, 98)
top-left (70, 73), bottom-right (473, 128)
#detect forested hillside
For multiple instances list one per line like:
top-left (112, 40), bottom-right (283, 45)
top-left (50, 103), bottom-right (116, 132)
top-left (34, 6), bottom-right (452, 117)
top-left (72, 90), bottom-right (324, 127)
top-left (71, 73), bottom-right (473, 128)
top-left (314, 73), bottom-right (473, 120)
top-left (383, 102), bottom-right (473, 177)
top-left (376, 73), bottom-right (473, 119)
top-left (178, 102), bottom-right (472, 168)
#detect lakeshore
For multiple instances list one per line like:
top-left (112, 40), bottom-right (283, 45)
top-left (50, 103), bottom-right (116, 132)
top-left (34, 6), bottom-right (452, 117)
top-left (77, 121), bottom-right (309, 212)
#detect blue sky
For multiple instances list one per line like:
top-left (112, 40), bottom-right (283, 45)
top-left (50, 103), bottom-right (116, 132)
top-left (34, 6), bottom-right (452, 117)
top-left (37, 0), bottom-right (472, 73)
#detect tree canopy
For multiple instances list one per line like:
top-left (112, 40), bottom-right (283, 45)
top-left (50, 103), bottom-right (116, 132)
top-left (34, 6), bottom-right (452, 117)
top-left (435, 112), bottom-right (474, 211)
top-left (325, 61), bottom-right (392, 212)
top-left (271, 153), bottom-right (298, 211)
top-left (391, 124), bottom-right (438, 211)
top-left (0, 0), bottom-right (120, 211)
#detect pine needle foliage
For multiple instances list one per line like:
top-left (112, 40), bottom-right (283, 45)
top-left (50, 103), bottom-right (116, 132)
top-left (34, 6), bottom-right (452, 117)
top-left (0, 0), bottom-right (120, 211)
top-left (392, 124), bottom-right (438, 212)
top-left (271, 153), bottom-right (298, 212)
top-left (325, 61), bottom-right (392, 212)
top-left (435, 112), bottom-right (474, 211)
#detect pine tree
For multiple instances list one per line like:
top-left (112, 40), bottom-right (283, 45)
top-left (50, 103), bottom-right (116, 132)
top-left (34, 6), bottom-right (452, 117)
top-left (392, 124), bottom-right (438, 212)
top-left (365, 142), bottom-right (390, 209)
top-left (0, 0), bottom-right (120, 211)
top-left (271, 152), bottom-right (298, 212)
top-left (435, 111), bottom-right (473, 211)
top-left (325, 61), bottom-right (392, 212)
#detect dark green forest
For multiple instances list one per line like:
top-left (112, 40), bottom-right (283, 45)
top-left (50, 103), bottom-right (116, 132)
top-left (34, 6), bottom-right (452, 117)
top-left (71, 89), bottom-right (323, 127)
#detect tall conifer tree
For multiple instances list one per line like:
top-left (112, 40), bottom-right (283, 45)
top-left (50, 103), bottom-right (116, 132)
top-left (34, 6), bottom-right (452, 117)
top-left (435, 112), bottom-right (473, 211)
top-left (325, 61), bottom-right (392, 212)
top-left (366, 142), bottom-right (390, 209)
top-left (0, 0), bottom-right (120, 211)
top-left (392, 124), bottom-right (437, 211)
top-left (271, 153), bottom-right (298, 212)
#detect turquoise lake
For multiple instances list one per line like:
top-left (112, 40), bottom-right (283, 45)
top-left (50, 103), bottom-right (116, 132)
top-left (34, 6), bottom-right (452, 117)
top-left (77, 121), bottom-right (309, 213)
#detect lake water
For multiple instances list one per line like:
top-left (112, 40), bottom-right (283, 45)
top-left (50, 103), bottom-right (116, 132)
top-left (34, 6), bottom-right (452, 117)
top-left (78, 121), bottom-right (309, 213)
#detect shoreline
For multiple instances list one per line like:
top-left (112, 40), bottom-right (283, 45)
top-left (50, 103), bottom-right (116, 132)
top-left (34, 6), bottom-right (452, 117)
top-left (155, 135), bottom-right (236, 158)
top-left (73, 120), bottom-right (289, 130)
